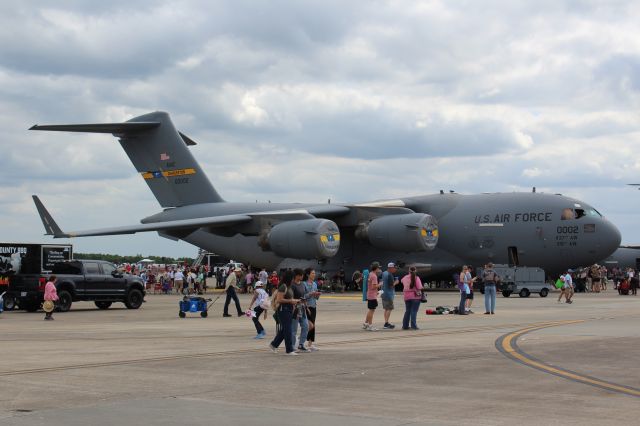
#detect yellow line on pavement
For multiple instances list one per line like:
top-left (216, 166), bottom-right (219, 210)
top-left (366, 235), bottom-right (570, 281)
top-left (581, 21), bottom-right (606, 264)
top-left (497, 320), bottom-right (640, 398)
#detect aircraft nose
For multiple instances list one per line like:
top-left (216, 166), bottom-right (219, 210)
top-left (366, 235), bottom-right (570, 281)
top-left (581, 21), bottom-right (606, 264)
top-left (598, 219), bottom-right (621, 259)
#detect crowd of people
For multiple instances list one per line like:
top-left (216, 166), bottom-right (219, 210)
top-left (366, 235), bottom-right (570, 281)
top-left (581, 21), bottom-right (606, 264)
top-left (40, 259), bottom-right (639, 354)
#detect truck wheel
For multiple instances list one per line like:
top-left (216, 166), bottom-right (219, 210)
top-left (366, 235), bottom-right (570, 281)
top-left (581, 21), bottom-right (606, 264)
top-left (57, 290), bottom-right (73, 312)
top-left (519, 289), bottom-right (530, 298)
top-left (3, 295), bottom-right (17, 311)
top-left (95, 301), bottom-right (112, 310)
top-left (502, 291), bottom-right (512, 297)
top-left (23, 301), bottom-right (40, 312)
top-left (539, 288), bottom-right (549, 298)
top-left (124, 289), bottom-right (143, 309)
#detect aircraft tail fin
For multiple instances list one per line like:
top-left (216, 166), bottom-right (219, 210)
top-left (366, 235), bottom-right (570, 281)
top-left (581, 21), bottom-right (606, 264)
top-left (30, 111), bottom-right (224, 207)
top-left (32, 195), bottom-right (68, 238)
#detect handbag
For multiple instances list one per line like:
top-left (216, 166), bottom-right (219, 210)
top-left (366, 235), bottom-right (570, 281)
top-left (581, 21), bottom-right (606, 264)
top-left (416, 289), bottom-right (428, 303)
top-left (43, 300), bottom-right (55, 313)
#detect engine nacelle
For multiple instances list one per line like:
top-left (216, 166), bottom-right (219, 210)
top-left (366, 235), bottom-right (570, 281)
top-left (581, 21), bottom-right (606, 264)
top-left (262, 219), bottom-right (340, 259)
top-left (356, 213), bottom-right (438, 252)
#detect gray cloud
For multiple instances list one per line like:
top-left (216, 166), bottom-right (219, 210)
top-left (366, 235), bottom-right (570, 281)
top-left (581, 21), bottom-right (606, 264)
top-left (2, 0), bottom-right (640, 256)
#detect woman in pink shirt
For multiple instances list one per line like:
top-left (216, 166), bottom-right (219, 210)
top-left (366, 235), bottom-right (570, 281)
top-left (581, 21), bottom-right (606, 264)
top-left (401, 267), bottom-right (423, 330)
top-left (363, 263), bottom-right (381, 331)
top-left (43, 275), bottom-right (59, 321)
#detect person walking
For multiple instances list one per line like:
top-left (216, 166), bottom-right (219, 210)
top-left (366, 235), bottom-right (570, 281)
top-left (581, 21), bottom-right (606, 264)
top-left (269, 271), bottom-right (300, 355)
top-left (401, 267), bottom-right (422, 330)
top-left (381, 262), bottom-right (398, 329)
top-left (363, 263), bottom-right (381, 331)
top-left (223, 267), bottom-right (243, 317)
top-left (458, 266), bottom-right (473, 315)
top-left (481, 263), bottom-right (499, 314)
top-left (249, 281), bottom-right (269, 339)
top-left (43, 275), bottom-right (58, 321)
top-left (290, 269), bottom-right (310, 352)
top-left (303, 268), bottom-right (321, 351)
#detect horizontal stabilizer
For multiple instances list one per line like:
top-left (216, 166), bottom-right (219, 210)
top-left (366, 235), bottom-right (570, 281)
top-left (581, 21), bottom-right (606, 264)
top-left (29, 122), bottom-right (160, 134)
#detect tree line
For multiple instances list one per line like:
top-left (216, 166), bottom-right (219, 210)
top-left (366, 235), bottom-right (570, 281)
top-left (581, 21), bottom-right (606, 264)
top-left (74, 253), bottom-right (194, 265)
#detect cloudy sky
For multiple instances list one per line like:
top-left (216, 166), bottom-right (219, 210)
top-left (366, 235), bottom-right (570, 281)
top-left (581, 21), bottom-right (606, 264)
top-left (1, 0), bottom-right (639, 259)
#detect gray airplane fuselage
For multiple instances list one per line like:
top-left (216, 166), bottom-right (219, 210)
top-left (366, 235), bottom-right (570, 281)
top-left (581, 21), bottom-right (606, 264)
top-left (144, 192), bottom-right (620, 277)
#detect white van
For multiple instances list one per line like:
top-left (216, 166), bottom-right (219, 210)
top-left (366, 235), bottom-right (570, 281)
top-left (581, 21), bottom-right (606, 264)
top-left (479, 265), bottom-right (553, 298)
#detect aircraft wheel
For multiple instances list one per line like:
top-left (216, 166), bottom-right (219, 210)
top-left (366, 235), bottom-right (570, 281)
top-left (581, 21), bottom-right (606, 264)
top-left (200, 310), bottom-right (208, 318)
top-left (519, 289), bottom-right (530, 298)
top-left (179, 311), bottom-right (186, 318)
top-left (502, 291), bottom-right (512, 297)
top-left (539, 288), bottom-right (549, 298)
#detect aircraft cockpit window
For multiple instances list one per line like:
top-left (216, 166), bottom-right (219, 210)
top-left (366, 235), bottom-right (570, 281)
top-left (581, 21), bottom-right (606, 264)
top-left (561, 208), bottom-right (576, 220)
top-left (575, 208), bottom-right (586, 219)
top-left (588, 209), bottom-right (602, 217)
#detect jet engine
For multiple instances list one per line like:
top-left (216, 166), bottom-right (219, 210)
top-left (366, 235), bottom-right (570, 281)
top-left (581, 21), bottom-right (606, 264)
top-left (260, 219), bottom-right (340, 259)
top-left (356, 213), bottom-right (438, 252)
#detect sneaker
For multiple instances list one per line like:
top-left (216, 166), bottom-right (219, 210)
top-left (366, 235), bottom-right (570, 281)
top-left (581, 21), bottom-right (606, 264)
top-left (484, 312), bottom-right (490, 315)
top-left (269, 344), bottom-right (278, 353)
top-left (309, 344), bottom-right (319, 352)
top-left (254, 334), bottom-right (266, 339)
top-left (383, 323), bottom-right (395, 329)
top-left (410, 327), bottom-right (420, 330)
top-left (223, 314), bottom-right (232, 317)
top-left (491, 312), bottom-right (495, 315)
top-left (237, 312), bottom-right (243, 317)
top-left (285, 351), bottom-right (299, 356)
top-left (467, 310), bottom-right (474, 314)
top-left (297, 346), bottom-right (311, 353)
top-left (362, 323), bottom-right (369, 330)
top-left (366, 325), bottom-right (378, 331)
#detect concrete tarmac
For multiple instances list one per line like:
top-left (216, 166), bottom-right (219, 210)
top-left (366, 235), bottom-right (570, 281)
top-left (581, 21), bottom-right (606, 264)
top-left (1, 288), bottom-right (639, 425)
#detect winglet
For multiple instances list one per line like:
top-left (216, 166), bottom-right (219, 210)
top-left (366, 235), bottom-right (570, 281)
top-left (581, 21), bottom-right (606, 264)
top-left (32, 196), bottom-right (69, 238)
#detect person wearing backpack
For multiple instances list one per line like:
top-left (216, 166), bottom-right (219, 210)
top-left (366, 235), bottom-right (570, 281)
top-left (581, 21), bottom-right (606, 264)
top-left (482, 263), bottom-right (499, 314)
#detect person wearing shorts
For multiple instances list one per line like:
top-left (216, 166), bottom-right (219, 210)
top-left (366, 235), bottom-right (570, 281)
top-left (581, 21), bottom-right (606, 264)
top-left (363, 263), bottom-right (381, 331)
top-left (381, 263), bottom-right (398, 329)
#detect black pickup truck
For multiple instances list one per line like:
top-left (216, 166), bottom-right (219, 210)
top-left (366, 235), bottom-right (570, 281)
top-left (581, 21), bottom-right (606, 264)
top-left (9, 260), bottom-right (145, 312)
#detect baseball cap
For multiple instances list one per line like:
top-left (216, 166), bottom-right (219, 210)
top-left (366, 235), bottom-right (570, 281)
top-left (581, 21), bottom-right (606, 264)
top-left (387, 262), bottom-right (396, 268)
top-left (255, 281), bottom-right (264, 287)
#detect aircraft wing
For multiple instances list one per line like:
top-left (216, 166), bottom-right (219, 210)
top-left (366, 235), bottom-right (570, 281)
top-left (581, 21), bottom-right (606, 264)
top-left (33, 195), bottom-right (252, 238)
top-left (32, 196), bottom-right (350, 238)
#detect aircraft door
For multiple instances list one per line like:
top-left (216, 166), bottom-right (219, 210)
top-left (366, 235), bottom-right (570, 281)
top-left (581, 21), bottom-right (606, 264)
top-left (508, 246), bottom-right (519, 267)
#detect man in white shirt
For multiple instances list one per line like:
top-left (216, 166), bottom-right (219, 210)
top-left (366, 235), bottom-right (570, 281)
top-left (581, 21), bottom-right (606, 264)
top-left (174, 269), bottom-right (184, 295)
top-left (223, 267), bottom-right (243, 317)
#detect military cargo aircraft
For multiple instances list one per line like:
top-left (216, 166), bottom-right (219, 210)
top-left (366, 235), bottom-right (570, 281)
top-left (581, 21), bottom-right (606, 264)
top-left (31, 111), bottom-right (621, 277)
